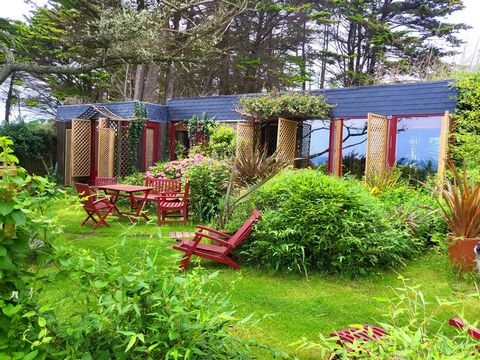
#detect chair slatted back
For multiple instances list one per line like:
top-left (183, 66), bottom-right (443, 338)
top-left (224, 209), bottom-right (261, 253)
top-left (95, 177), bottom-right (116, 186)
top-left (146, 177), bottom-right (182, 195)
top-left (75, 183), bottom-right (96, 209)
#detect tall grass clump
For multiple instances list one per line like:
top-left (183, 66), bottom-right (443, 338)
top-left (228, 169), bottom-right (420, 276)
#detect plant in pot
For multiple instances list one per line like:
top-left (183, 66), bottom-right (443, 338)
top-left (436, 161), bottom-right (480, 271)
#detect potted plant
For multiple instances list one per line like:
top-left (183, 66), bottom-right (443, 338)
top-left (436, 161), bottom-right (480, 271)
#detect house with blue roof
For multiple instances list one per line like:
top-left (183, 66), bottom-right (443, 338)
top-left (55, 80), bottom-right (456, 184)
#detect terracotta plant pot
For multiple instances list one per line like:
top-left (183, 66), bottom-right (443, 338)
top-left (448, 236), bottom-right (479, 272)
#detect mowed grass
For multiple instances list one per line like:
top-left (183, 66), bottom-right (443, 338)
top-left (48, 202), bottom-right (480, 359)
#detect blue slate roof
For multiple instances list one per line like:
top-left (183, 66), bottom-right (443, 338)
top-left (56, 101), bottom-right (168, 122)
top-left (56, 80), bottom-right (457, 122)
top-left (167, 80), bottom-right (457, 120)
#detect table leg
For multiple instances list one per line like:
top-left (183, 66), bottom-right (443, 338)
top-left (105, 190), bottom-right (125, 217)
top-left (130, 190), bottom-right (150, 222)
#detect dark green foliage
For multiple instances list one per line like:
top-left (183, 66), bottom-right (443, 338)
top-left (51, 248), bottom-right (257, 359)
top-left (0, 121), bottom-right (56, 174)
top-left (120, 171), bottom-right (145, 186)
top-left (452, 73), bottom-right (480, 170)
top-left (378, 184), bottom-right (446, 247)
top-left (238, 92), bottom-right (333, 122)
top-left (127, 102), bottom-right (147, 173)
top-left (227, 169), bottom-right (418, 275)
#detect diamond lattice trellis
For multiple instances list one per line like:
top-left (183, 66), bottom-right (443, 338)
top-left (97, 128), bottom-right (115, 178)
top-left (365, 113), bottom-right (388, 181)
top-left (71, 119), bottom-right (91, 177)
top-left (277, 118), bottom-right (298, 164)
top-left (236, 122), bottom-right (255, 159)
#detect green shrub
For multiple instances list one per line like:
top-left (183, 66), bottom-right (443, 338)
top-left (52, 248), bottom-right (257, 359)
top-left (208, 124), bottom-right (236, 160)
top-left (227, 169), bottom-right (419, 275)
top-left (377, 183), bottom-right (446, 247)
top-left (120, 171), bottom-right (145, 185)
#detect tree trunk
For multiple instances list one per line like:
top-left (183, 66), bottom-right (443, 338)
top-left (164, 63), bottom-right (176, 101)
top-left (143, 63), bottom-right (160, 103)
top-left (4, 75), bottom-right (15, 123)
top-left (133, 64), bottom-right (146, 100)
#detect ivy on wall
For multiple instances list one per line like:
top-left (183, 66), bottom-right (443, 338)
top-left (128, 102), bottom-right (147, 173)
top-left (451, 73), bottom-right (480, 169)
top-left (187, 112), bottom-right (216, 148)
top-left (237, 91), bottom-right (333, 122)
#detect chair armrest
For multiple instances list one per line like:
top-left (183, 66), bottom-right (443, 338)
top-left (194, 232), bottom-right (233, 248)
top-left (196, 225), bottom-right (231, 238)
top-left (93, 196), bottom-right (111, 205)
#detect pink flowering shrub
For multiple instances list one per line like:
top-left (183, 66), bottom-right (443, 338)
top-left (148, 154), bottom-right (230, 221)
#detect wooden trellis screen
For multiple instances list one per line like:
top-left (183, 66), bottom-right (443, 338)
top-left (365, 113), bottom-right (388, 181)
top-left (437, 111), bottom-right (451, 180)
top-left (97, 128), bottom-right (115, 177)
top-left (64, 129), bottom-right (72, 186)
top-left (236, 122), bottom-right (255, 158)
top-left (277, 118), bottom-right (298, 164)
top-left (71, 119), bottom-right (91, 177)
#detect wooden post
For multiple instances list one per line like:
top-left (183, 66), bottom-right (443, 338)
top-left (329, 119), bottom-right (343, 176)
top-left (116, 120), bottom-right (122, 177)
top-left (437, 111), bottom-right (451, 180)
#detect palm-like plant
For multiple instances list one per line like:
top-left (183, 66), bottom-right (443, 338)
top-left (436, 161), bottom-right (480, 239)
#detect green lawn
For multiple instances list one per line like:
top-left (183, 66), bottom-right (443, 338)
top-left (49, 203), bottom-right (480, 359)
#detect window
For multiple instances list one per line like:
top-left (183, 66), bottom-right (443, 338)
top-left (396, 116), bottom-right (442, 170)
top-left (342, 119), bottom-right (367, 177)
top-left (307, 120), bottom-right (330, 168)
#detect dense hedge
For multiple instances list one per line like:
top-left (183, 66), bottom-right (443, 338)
top-left (227, 170), bottom-right (425, 275)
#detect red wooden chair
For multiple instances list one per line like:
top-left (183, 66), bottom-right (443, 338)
top-left (157, 181), bottom-right (189, 225)
top-left (94, 177), bottom-right (116, 186)
top-left (75, 183), bottom-right (116, 230)
top-left (449, 318), bottom-right (480, 351)
top-left (172, 208), bottom-right (261, 271)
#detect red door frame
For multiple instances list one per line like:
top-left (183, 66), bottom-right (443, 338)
top-left (143, 121), bottom-right (159, 171)
top-left (326, 113), bottom-right (445, 175)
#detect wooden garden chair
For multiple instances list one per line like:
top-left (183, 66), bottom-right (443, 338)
top-left (172, 208), bottom-right (261, 271)
top-left (157, 181), bottom-right (189, 225)
top-left (132, 177), bottom-right (182, 209)
top-left (75, 182), bottom-right (116, 230)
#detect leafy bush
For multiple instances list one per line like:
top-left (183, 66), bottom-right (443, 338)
top-left (120, 171), bottom-right (145, 185)
top-left (378, 183), bottom-right (445, 247)
top-left (148, 154), bottom-right (230, 221)
top-left (0, 120), bottom-right (56, 174)
top-left (295, 282), bottom-right (479, 358)
top-left (227, 169), bottom-right (417, 275)
top-left (238, 91), bottom-right (333, 122)
top-left (208, 124), bottom-right (236, 160)
top-left (52, 248), bottom-right (257, 359)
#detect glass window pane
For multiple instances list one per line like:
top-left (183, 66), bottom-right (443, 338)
top-left (308, 120), bottom-right (330, 169)
top-left (396, 116), bottom-right (441, 170)
top-left (342, 119), bottom-right (367, 177)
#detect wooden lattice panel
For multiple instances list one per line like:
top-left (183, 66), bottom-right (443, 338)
top-left (71, 119), bottom-right (91, 177)
top-left (365, 113), bottom-right (388, 181)
top-left (236, 122), bottom-right (255, 159)
top-left (98, 118), bottom-right (108, 129)
top-left (121, 125), bottom-right (129, 177)
top-left (64, 129), bottom-right (72, 186)
top-left (277, 118), bottom-right (298, 164)
top-left (437, 111), bottom-right (451, 180)
top-left (97, 128), bottom-right (115, 178)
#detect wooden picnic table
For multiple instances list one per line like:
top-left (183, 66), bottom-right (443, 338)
top-left (96, 184), bottom-right (154, 222)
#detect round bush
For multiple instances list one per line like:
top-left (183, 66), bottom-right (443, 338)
top-left (228, 169), bottom-right (420, 275)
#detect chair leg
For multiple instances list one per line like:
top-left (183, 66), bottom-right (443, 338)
top-left (180, 254), bottom-right (192, 272)
top-left (82, 212), bottom-right (97, 225)
top-left (92, 209), bottom-right (112, 230)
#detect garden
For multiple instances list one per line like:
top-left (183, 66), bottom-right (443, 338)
top-left (1, 75), bottom-right (480, 359)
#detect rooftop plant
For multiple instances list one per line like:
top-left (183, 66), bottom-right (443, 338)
top-left (237, 91), bottom-right (333, 122)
